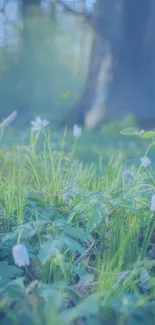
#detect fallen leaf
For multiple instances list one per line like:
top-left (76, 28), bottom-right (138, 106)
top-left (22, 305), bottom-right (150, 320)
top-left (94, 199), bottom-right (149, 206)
top-left (60, 92), bottom-right (69, 99)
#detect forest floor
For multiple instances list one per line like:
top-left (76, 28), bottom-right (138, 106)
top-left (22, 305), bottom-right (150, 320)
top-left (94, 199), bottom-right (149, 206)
top-left (0, 116), bottom-right (155, 325)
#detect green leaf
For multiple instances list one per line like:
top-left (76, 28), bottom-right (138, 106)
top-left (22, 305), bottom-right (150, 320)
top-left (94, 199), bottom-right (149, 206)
top-left (111, 198), bottom-right (138, 211)
top-left (120, 127), bottom-right (139, 136)
top-left (37, 283), bottom-right (61, 300)
top-left (58, 235), bottom-right (84, 254)
top-left (74, 266), bottom-right (88, 277)
top-left (69, 192), bottom-right (109, 221)
top-left (5, 278), bottom-right (25, 300)
top-left (39, 235), bottom-right (84, 264)
top-left (63, 226), bottom-right (92, 242)
top-left (142, 130), bottom-right (155, 139)
top-left (39, 240), bottom-right (62, 264)
top-left (87, 203), bottom-right (109, 232)
top-left (60, 92), bottom-right (69, 99)
top-left (0, 261), bottom-right (22, 285)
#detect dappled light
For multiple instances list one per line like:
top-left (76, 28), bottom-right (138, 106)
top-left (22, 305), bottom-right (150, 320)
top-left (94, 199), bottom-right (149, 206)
top-left (1, 1), bottom-right (155, 325)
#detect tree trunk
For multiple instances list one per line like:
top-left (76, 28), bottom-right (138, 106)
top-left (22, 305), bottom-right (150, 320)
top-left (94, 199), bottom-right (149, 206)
top-left (75, 34), bottom-right (104, 125)
top-left (105, 0), bottom-right (155, 129)
top-left (61, 33), bottom-right (104, 126)
top-left (72, 0), bottom-right (155, 129)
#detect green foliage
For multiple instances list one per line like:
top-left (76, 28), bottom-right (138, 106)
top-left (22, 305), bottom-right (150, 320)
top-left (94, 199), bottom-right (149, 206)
top-left (0, 262), bottom-right (22, 286)
top-left (39, 235), bottom-right (84, 265)
top-left (120, 127), bottom-right (140, 136)
top-left (1, 122), bottom-right (155, 324)
top-left (142, 130), bottom-right (155, 139)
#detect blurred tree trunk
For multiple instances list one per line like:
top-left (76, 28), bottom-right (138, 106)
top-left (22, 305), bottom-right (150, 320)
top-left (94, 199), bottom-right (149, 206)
top-left (61, 33), bottom-right (104, 126)
top-left (75, 34), bottom-right (104, 125)
top-left (71, 0), bottom-right (155, 129)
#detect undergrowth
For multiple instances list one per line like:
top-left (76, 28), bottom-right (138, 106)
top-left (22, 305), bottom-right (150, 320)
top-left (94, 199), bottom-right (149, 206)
top-left (0, 121), bottom-right (155, 324)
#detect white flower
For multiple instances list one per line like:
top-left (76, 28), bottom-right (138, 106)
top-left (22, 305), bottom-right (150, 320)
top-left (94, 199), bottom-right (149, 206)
top-left (73, 125), bottom-right (81, 138)
top-left (140, 130), bottom-right (145, 136)
top-left (140, 156), bottom-right (151, 168)
top-left (12, 244), bottom-right (30, 267)
top-left (122, 169), bottom-right (130, 176)
top-left (31, 117), bottom-right (49, 132)
top-left (150, 194), bottom-right (155, 211)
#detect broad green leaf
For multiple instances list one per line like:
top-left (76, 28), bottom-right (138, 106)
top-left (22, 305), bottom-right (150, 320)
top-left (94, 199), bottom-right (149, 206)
top-left (120, 127), bottom-right (139, 136)
top-left (74, 266), bottom-right (88, 277)
top-left (37, 283), bottom-right (61, 300)
top-left (87, 203), bottom-right (108, 232)
top-left (0, 261), bottom-right (22, 285)
top-left (63, 226), bottom-right (92, 242)
top-left (39, 235), bottom-right (84, 264)
top-left (69, 192), bottom-right (109, 221)
top-left (111, 198), bottom-right (138, 211)
top-left (5, 278), bottom-right (25, 300)
top-left (39, 239), bottom-right (62, 264)
top-left (56, 235), bottom-right (84, 254)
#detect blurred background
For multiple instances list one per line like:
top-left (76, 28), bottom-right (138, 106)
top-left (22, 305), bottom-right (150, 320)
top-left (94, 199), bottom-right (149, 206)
top-left (0, 0), bottom-right (155, 129)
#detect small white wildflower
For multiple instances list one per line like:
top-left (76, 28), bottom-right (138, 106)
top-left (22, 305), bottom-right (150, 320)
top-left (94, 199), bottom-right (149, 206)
top-left (140, 156), bottom-right (151, 168)
top-left (73, 124), bottom-right (81, 138)
top-left (140, 130), bottom-right (145, 136)
top-left (12, 244), bottom-right (30, 267)
top-left (122, 169), bottom-right (130, 176)
top-left (150, 194), bottom-right (155, 211)
top-left (31, 117), bottom-right (49, 132)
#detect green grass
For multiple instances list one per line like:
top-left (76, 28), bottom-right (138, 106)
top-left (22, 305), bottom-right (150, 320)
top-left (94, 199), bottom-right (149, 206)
top-left (1, 120), bottom-right (155, 324)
